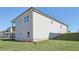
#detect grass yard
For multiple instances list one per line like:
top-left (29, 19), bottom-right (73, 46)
top-left (0, 33), bottom-right (79, 51)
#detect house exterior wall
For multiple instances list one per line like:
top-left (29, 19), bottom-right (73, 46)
top-left (14, 8), bottom-right (68, 42)
top-left (33, 11), bottom-right (68, 41)
top-left (15, 9), bottom-right (33, 41)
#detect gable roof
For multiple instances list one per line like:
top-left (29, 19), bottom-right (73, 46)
top-left (11, 7), bottom-right (68, 27)
top-left (11, 7), bottom-right (33, 23)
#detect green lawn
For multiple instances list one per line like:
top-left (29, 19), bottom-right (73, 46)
top-left (0, 33), bottom-right (79, 51)
top-left (0, 39), bottom-right (79, 51)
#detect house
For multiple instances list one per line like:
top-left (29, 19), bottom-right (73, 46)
top-left (5, 27), bottom-right (12, 38)
top-left (6, 27), bottom-right (15, 38)
top-left (11, 7), bottom-right (68, 42)
top-left (1, 30), bottom-right (8, 38)
top-left (0, 31), bottom-right (3, 38)
top-left (0, 27), bottom-right (15, 38)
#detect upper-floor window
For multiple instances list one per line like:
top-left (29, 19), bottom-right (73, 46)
top-left (24, 16), bottom-right (29, 24)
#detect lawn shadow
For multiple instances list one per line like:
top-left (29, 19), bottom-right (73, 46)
top-left (0, 38), bottom-right (34, 43)
top-left (0, 38), bottom-right (16, 42)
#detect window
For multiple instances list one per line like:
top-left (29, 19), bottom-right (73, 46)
top-left (24, 16), bottom-right (29, 24)
top-left (27, 32), bottom-right (30, 38)
top-left (60, 24), bottom-right (62, 29)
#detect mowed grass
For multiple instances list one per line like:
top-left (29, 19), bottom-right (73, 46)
top-left (0, 33), bottom-right (79, 51)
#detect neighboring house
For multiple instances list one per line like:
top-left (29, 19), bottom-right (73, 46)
top-left (11, 7), bottom-right (68, 42)
top-left (0, 31), bottom-right (3, 38)
top-left (0, 27), bottom-right (15, 38)
top-left (1, 30), bottom-right (8, 38)
top-left (6, 27), bottom-right (15, 38)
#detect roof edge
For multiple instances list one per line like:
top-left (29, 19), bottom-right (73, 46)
top-left (11, 7), bottom-right (68, 27)
top-left (33, 8), bottom-right (68, 26)
top-left (11, 7), bottom-right (34, 23)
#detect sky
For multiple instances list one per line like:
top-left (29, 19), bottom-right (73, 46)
top-left (0, 7), bottom-right (79, 32)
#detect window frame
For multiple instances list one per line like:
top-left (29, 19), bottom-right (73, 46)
top-left (24, 16), bottom-right (29, 24)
